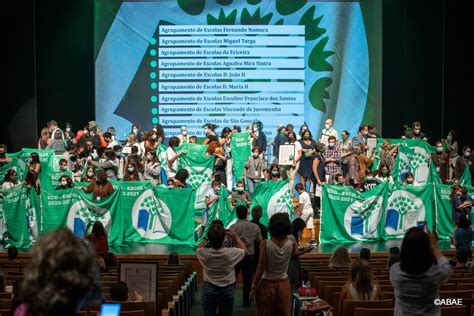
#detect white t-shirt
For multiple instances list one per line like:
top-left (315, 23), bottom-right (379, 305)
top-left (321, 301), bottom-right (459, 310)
top-left (196, 247), bottom-right (245, 287)
top-left (299, 191), bottom-right (313, 214)
top-left (165, 147), bottom-right (178, 178)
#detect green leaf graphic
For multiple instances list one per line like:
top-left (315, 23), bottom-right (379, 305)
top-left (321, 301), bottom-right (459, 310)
top-left (241, 7), bottom-right (273, 25)
top-left (276, 0), bottom-right (307, 16)
top-left (299, 6), bottom-right (326, 41)
top-left (247, 0), bottom-right (261, 4)
top-left (217, 0), bottom-right (233, 5)
top-left (308, 36), bottom-right (334, 71)
top-left (309, 77), bottom-right (332, 112)
top-left (178, 0), bottom-right (206, 16)
top-left (207, 8), bottom-right (238, 25)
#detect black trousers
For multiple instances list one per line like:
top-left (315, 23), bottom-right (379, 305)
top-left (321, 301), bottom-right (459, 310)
top-left (234, 254), bottom-right (254, 306)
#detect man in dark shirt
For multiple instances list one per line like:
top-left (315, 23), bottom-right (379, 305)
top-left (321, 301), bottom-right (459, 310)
top-left (250, 205), bottom-right (267, 274)
top-left (404, 121), bottom-right (427, 140)
top-left (358, 172), bottom-right (382, 192)
top-left (431, 141), bottom-right (450, 183)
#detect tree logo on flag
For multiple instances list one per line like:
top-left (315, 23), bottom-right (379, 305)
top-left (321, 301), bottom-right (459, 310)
top-left (344, 195), bottom-right (383, 240)
top-left (385, 190), bottom-right (425, 236)
top-left (67, 199), bottom-right (111, 238)
top-left (132, 189), bottom-right (172, 240)
top-left (267, 183), bottom-right (293, 219)
top-left (186, 166), bottom-right (213, 208)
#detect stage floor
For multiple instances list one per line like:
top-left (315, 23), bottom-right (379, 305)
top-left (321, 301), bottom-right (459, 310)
top-left (1, 239), bottom-right (456, 256)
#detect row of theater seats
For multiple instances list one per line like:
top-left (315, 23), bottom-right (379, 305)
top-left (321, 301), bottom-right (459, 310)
top-left (0, 257), bottom-right (197, 316)
top-left (299, 258), bottom-right (474, 316)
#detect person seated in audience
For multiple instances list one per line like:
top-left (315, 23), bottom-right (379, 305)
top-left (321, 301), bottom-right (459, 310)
top-left (110, 281), bottom-right (143, 302)
top-left (103, 252), bottom-right (118, 268)
top-left (453, 214), bottom-right (472, 266)
top-left (2, 169), bottom-right (20, 189)
top-left (196, 221), bottom-right (247, 316)
top-left (390, 227), bottom-right (453, 316)
top-left (55, 175), bottom-right (73, 190)
top-left (123, 161), bottom-right (142, 181)
top-left (328, 246), bottom-right (352, 269)
top-left (359, 247), bottom-right (371, 262)
top-left (167, 251), bottom-right (181, 265)
top-left (8, 246), bottom-right (19, 262)
top-left (251, 213), bottom-right (296, 316)
top-left (97, 255), bottom-right (106, 272)
top-left (81, 165), bottom-right (95, 183)
top-left (173, 169), bottom-right (190, 188)
top-left (0, 144), bottom-right (13, 167)
top-left (388, 254), bottom-right (401, 268)
top-left (0, 268), bottom-right (5, 293)
top-left (14, 228), bottom-right (100, 316)
top-left (80, 170), bottom-right (114, 201)
top-left (230, 205), bottom-right (262, 308)
top-left (338, 258), bottom-right (382, 312)
top-left (84, 221), bottom-right (109, 256)
top-left (231, 181), bottom-right (251, 207)
top-left (375, 163), bottom-right (394, 185)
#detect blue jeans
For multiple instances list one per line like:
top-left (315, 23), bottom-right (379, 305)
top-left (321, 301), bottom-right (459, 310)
top-left (202, 282), bottom-right (235, 316)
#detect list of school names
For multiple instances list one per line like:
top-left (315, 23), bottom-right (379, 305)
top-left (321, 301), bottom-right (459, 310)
top-left (152, 25), bottom-right (305, 132)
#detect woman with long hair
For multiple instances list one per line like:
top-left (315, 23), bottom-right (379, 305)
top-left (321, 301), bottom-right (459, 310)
top-left (84, 221), bottom-right (109, 256)
top-left (37, 127), bottom-right (51, 150)
top-left (2, 169), bottom-right (20, 189)
top-left (24, 170), bottom-right (40, 195)
top-left (390, 227), bottom-right (452, 315)
top-left (27, 152), bottom-right (41, 175)
top-left (328, 246), bottom-right (352, 269)
top-left (143, 149), bottom-right (161, 186)
top-left (338, 258), bottom-right (382, 312)
top-left (297, 130), bottom-right (316, 189)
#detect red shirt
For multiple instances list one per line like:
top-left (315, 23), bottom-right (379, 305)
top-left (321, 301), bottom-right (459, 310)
top-left (86, 233), bottom-right (108, 255)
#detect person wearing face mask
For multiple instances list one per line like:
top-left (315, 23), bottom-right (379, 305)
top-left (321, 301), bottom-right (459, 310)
top-left (320, 118), bottom-right (338, 143)
top-left (368, 124), bottom-right (378, 138)
top-left (269, 164), bottom-right (281, 181)
top-left (81, 166), bottom-right (96, 183)
top-left (76, 126), bottom-right (92, 147)
top-left (403, 172), bottom-right (418, 186)
top-left (339, 131), bottom-right (352, 177)
top-left (0, 144), bottom-right (12, 167)
top-left (152, 124), bottom-right (165, 144)
top-left (355, 144), bottom-right (377, 182)
top-left (178, 126), bottom-right (189, 145)
top-left (144, 131), bottom-right (159, 151)
top-left (50, 128), bottom-right (66, 155)
top-left (123, 162), bottom-right (142, 181)
top-left (375, 164), bottom-right (394, 185)
top-left (231, 181), bottom-right (251, 207)
top-left (89, 148), bottom-right (118, 180)
top-left (431, 141), bottom-right (450, 183)
top-left (55, 175), bottom-right (73, 190)
top-left (64, 123), bottom-right (75, 145)
top-left (58, 159), bottom-right (69, 172)
top-left (452, 187), bottom-right (472, 224)
top-left (131, 124), bottom-right (142, 142)
top-left (454, 146), bottom-right (472, 180)
top-left (335, 174), bottom-right (345, 186)
top-left (297, 124), bottom-right (308, 141)
top-left (2, 169), bottom-right (20, 189)
top-left (203, 181), bottom-right (221, 231)
top-left (379, 140), bottom-right (400, 172)
top-left (142, 149), bottom-right (161, 187)
top-left (358, 171), bottom-right (381, 192)
top-left (125, 133), bottom-right (143, 157)
top-left (282, 132), bottom-right (301, 194)
top-left (88, 127), bottom-right (102, 148)
top-left (272, 125), bottom-right (286, 162)
top-left (295, 183), bottom-right (316, 246)
top-left (444, 131), bottom-right (459, 180)
top-left (103, 132), bottom-right (118, 149)
top-left (352, 125), bottom-right (369, 150)
top-left (112, 145), bottom-right (125, 180)
top-left (27, 153), bottom-right (41, 175)
top-left (80, 170), bottom-right (114, 201)
top-left (405, 121), bottom-right (427, 140)
top-left (219, 127), bottom-right (234, 189)
top-left (324, 136), bottom-right (342, 183)
top-left (297, 130), bottom-right (317, 190)
top-left (203, 123), bottom-right (219, 145)
top-left (166, 137), bottom-right (187, 179)
top-left (250, 121), bottom-right (267, 156)
top-left (243, 147), bottom-right (266, 194)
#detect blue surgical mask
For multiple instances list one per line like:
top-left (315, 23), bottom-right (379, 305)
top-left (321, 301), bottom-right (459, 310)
top-left (252, 153), bottom-right (258, 158)
top-left (328, 143), bottom-right (335, 148)
top-left (437, 147), bottom-right (443, 153)
top-left (236, 187), bottom-right (244, 192)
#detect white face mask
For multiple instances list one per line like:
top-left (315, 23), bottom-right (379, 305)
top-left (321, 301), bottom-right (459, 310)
top-left (152, 134), bottom-right (157, 140)
top-left (61, 180), bottom-right (68, 186)
top-left (133, 128), bottom-right (138, 134)
top-left (146, 154), bottom-right (152, 160)
top-left (182, 131), bottom-right (187, 136)
top-left (87, 172), bottom-right (94, 177)
top-left (253, 127), bottom-right (258, 132)
top-left (128, 167), bottom-right (134, 173)
top-left (66, 127), bottom-right (71, 132)
top-left (325, 124), bottom-right (330, 130)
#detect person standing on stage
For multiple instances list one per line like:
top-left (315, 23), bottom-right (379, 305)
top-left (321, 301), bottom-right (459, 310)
top-left (431, 141), bottom-right (450, 183)
top-left (320, 118), bottom-right (338, 143)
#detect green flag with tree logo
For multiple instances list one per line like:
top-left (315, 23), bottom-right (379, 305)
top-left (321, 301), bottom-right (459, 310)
top-left (250, 180), bottom-right (293, 226)
top-left (231, 132), bottom-right (252, 183)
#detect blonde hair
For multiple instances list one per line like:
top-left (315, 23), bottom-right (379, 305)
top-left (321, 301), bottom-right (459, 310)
top-left (329, 246), bottom-right (351, 268)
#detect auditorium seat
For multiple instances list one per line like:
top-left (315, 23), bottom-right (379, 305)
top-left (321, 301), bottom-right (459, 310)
top-left (0, 299), bottom-right (11, 309)
top-left (440, 290), bottom-right (474, 299)
top-left (440, 283), bottom-right (456, 291)
top-left (120, 311), bottom-right (145, 316)
top-left (323, 285), bottom-right (344, 307)
top-left (381, 291), bottom-right (394, 300)
top-left (342, 299), bottom-right (394, 316)
top-left (353, 307), bottom-right (394, 316)
top-left (441, 305), bottom-right (466, 316)
top-left (458, 283), bottom-right (474, 290)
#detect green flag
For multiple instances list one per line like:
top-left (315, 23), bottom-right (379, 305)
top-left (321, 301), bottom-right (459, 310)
top-left (391, 144), bottom-right (414, 181)
top-left (39, 171), bottom-right (74, 191)
top-left (217, 187), bottom-right (238, 228)
top-left (250, 180), bottom-right (293, 226)
top-left (434, 184), bottom-right (455, 240)
top-left (320, 182), bottom-right (388, 243)
top-left (459, 165), bottom-right (472, 187)
top-left (426, 159), bottom-right (442, 185)
top-left (384, 182), bottom-right (434, 239)
top-left (0, 159), bottom-right (23, 185)
top-left (177, 143), bottom-right (214, 209)
top-left (156, 143), bottom-right (168, 166)
top-left (1, 184), bottom-right (40, 248)
top-left (231, 132), bottom-right (252, 182)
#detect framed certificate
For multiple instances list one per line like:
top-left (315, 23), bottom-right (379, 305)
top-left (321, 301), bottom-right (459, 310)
top-left (278, 144), bottom-right (296, 165)
top-left (367, 137), bottom-right (378, 154)
top-left (119, 261), bottom-right (159, 306)
top-left (320, 135), bottom-right (329, 146)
